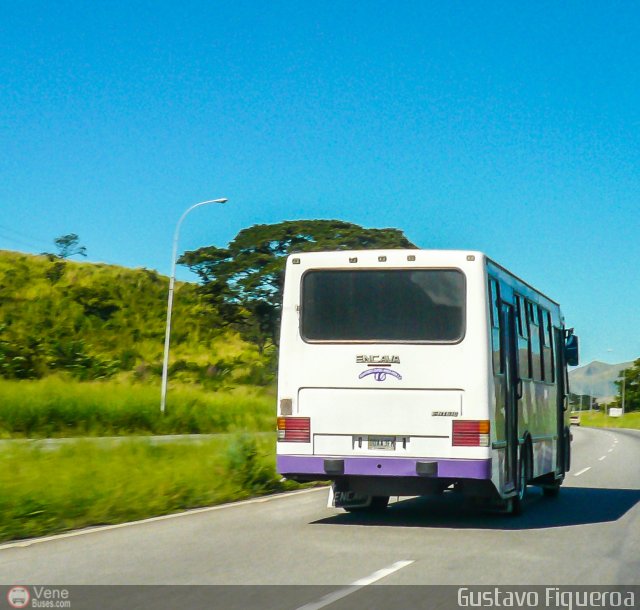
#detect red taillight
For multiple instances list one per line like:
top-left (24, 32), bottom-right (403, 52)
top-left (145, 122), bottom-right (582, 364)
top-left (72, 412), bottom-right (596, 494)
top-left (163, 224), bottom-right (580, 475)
top-left (452, 420), bottom-right (490, 447)
top-left (277, 417), bottom-right (310, 442)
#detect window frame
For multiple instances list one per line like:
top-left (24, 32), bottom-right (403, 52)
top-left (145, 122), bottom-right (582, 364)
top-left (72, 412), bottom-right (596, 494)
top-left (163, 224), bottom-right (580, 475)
top-left (299, 267), bottom-right (468, 345)
top-left (515, 295), bottom-right (529, 340)
top-left (515, 293), bottom-right (532, 380)
top-left (489, 277), bottom-right (503, 375)
top-left (542, 309), bottom-right (555, 383)
top-left (526, 299), bottom-right (543, 382)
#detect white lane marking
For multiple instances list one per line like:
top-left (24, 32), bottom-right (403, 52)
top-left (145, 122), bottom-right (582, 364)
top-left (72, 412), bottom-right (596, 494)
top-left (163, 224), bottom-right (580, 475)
top-left (352, 560), bottom-right (414, 585)
top-left (574, 467), bottom-right (591, 477)
top-left (608, 449), bottom-right (613, 453)
top-left (296, 561), bottom-right (414, 610)
top-left (0, 487), bottom-right (327, 551)
top-left (598, 456), bottom-right (607, 461)
top-left (614, 439), bottom-right (618, 444)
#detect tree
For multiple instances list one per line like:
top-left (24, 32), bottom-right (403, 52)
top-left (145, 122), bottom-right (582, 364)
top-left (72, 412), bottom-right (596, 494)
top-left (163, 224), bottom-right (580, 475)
top-left (54, 234), bottom-right (87, 259)
top-left (178, 220), bottom-right (417, 352)
top-left (568, 392), bottom-right (597, 411)
top-left (612, 359), bottom-right (640, 412)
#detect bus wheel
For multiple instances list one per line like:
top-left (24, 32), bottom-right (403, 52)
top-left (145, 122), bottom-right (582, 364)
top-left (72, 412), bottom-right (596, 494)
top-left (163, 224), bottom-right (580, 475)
top-left (369, 495), bottom-right (390, 511)
top-left (542, 481), bottom-right (561, 498)
top-left (508, 455), bottom-right (528, 516)
top-left (345, 496), bottom-right (390, 513)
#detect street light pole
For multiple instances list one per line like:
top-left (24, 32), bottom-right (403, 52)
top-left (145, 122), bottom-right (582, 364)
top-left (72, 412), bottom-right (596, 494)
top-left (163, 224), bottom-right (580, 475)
top-left (160, 198), bottom-right (228, 413)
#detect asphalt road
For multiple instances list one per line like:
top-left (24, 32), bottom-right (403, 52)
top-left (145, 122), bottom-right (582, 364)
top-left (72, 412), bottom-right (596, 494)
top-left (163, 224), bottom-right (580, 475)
top-left (1, 426), bottom-right (638, 608)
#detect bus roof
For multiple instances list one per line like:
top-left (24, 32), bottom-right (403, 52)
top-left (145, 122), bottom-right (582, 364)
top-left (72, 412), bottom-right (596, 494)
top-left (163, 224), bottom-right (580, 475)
top-left (286, 249), bottom-right (560, 307)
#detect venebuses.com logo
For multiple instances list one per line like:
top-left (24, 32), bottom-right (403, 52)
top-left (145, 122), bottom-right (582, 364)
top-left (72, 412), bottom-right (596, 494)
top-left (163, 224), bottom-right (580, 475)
top-left (7, 586), bottom-right (30, 609)
top-left (6, 585), bottom-right (71, 608)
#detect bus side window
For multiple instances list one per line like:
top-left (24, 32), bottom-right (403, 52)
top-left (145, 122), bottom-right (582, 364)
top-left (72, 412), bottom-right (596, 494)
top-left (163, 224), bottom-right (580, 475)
top-left (542, 310), bottom-right (555, 383)
top-left (515, 295), bottom-right (531, 379)
top-left (528, 301), bottom-right (542, 382)
top-left (489, 278), bottom-right (502, 374)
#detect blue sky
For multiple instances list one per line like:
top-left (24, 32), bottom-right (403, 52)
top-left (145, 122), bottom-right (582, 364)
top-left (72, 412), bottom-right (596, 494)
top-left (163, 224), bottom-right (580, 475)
top-left (1, 1), bottom-right (639, 365)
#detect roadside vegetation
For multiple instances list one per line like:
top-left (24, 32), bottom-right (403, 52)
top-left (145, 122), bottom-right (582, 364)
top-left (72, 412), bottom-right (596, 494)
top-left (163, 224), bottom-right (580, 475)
top-left (571, 360), bottom-right (640, 430)
top-left (0, 250), bottom-right (274, 385)
top-left (575, 410), bottom-right (640, 430)
top-left (0, 434), bottom-right (299, 543)
top-left (0, 378), bottom-right (273, 438)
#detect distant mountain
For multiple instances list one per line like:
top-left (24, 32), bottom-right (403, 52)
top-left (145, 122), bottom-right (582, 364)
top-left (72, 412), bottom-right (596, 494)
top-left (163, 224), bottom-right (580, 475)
top-left (568, 360), bottom-right (633, 400)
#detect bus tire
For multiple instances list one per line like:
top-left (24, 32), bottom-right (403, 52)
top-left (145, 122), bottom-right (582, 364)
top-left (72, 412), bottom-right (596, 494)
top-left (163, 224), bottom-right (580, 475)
top-left (509, 453), bottom-right (528, 516)
top-left (542, 482), bottom-right (561, 497)
top-left (370, 495), bottom-right (390, 511)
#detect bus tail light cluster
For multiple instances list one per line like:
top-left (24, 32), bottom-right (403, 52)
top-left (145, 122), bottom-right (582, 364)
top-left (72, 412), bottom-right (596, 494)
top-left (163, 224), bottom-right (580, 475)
top-left (452, 420), bottom-right (490, 447)
top-left (277, 417), bottom-right (310, 442)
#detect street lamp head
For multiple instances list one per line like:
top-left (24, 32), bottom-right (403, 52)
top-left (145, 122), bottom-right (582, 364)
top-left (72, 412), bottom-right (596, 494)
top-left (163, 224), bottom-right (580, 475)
top-left (213, 198), bottom-right (228, 204)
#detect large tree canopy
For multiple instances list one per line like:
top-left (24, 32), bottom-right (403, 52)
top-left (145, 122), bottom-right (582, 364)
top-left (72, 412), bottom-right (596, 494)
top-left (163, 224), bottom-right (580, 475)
top-left (178, 220), bottom-right (417, 351)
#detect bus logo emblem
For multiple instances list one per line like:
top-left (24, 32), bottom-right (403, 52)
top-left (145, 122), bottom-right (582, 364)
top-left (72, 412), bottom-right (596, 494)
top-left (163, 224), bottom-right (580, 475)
top-left (356, 355), bottom-right (400, 365)
top-left (359, 368), bottom-right (402, 382)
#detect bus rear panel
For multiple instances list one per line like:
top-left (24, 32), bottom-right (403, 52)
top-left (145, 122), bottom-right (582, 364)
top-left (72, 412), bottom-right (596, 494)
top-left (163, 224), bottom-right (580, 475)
top-left (276, 250), bottom-right (574, 512)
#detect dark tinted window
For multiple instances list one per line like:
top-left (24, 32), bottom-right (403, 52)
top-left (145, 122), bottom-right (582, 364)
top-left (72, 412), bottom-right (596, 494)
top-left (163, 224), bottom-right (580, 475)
top-left (542, 310), bottom-right (551, 347)
top-left (301, 269), bottom-right (465, 342)
top-left (542, 309), bottom-right (555, 382)
top-left (489, 279), bottom-right (500, 330)
top-left (515, 295), bottom-right (528, 339)
top-left (515, 294), bottom-right (531, 378)
top-left (489, 278), bottom-right (502, 373)
top-left (527, 301), bottom-right (542, 381)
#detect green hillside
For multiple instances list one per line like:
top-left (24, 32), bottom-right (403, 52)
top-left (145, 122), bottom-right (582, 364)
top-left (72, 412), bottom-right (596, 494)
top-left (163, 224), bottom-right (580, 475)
top-left (0, 250), bottom-right (271, 386)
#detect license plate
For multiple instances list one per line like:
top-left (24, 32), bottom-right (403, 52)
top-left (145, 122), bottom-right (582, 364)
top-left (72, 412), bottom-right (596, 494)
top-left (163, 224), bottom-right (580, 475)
top-left (333, 490), bottom-right (371, 509)
top-left (368, 436), bottom-right (396, 450)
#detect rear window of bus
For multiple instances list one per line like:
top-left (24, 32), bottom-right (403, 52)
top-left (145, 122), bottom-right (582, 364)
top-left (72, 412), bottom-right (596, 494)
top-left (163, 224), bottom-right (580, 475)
top-left (300, 269), bottom-right (466, 342)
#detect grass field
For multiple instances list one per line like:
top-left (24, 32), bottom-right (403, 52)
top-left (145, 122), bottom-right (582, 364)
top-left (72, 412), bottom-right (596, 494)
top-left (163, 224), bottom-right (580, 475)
top-left (0, 378), bottom-right (274, 438)
top-left (0, 433), bottom-right (301, 543)
top-left (0, 377), bottom-right (290, 542)
top-left (573, 410), bottom-right (640, 430)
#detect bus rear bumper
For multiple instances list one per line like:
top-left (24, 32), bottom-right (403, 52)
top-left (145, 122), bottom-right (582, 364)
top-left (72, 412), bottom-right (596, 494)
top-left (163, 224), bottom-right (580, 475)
top-left (277, 455), bottom-right (492, 480)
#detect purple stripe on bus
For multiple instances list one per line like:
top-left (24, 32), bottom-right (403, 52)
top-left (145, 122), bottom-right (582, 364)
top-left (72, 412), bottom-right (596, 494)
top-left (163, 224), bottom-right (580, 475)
top-left (277, 455), bottom-right (492, 479)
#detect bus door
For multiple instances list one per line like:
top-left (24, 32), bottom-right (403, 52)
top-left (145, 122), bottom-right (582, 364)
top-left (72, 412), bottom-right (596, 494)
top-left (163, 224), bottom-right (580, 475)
top-left (554, 327), bottom-right (568, 474)
top-left (501, 303), bottom-right (520, 491)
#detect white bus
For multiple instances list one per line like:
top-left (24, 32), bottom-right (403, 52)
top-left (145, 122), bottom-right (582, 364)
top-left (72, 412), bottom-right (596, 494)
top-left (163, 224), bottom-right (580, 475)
top-left (276, 250), bottom-right (579, 514)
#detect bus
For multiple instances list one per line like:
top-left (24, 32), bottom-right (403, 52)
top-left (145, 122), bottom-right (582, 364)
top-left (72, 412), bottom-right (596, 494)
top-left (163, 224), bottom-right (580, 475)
top-left (276, 250), bottom-right (579, 514)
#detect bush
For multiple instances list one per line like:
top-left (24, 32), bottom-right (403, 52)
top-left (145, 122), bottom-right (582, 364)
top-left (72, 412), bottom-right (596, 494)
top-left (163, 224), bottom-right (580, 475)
top-left (226, 434), bottom-right (279, 492)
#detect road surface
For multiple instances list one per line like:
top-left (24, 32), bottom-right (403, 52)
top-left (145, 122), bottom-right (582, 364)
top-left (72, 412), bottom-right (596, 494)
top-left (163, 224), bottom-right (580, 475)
top-left (1, 427), bottom-right (638, 608)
